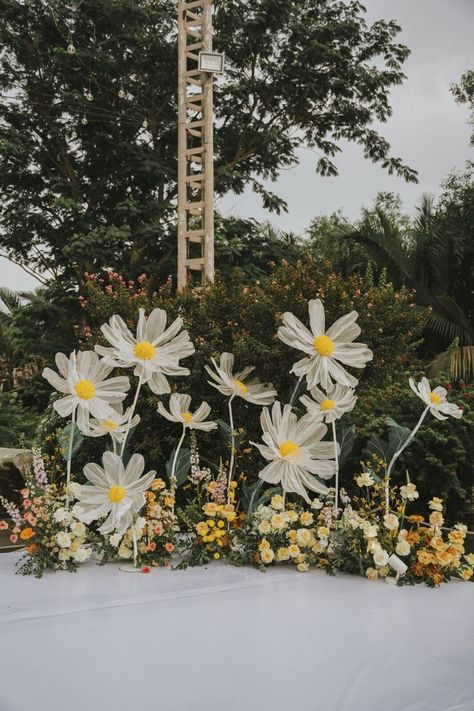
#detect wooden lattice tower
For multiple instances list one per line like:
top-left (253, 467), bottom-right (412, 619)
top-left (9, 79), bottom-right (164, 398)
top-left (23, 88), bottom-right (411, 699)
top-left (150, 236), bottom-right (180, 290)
top-left (177, 0), bottom-right (215, 289)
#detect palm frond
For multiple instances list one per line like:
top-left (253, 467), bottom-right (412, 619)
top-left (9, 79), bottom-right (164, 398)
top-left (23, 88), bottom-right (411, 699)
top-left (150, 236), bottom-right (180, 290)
top-left (0, 287), bottom-right (21, 314)
top-left (427, 296), bottom-right (474, 345)
top-left (430, 346), bottom-right (474, 383)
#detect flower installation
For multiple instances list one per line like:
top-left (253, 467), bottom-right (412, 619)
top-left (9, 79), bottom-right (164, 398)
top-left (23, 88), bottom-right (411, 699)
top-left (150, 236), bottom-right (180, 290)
top-left (1, 300), bottom-right (471, 586)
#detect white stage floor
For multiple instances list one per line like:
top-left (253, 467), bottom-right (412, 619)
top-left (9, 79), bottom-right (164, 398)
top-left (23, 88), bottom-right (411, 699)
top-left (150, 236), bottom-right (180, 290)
top-left (1, 551), bottom-right (473, 711)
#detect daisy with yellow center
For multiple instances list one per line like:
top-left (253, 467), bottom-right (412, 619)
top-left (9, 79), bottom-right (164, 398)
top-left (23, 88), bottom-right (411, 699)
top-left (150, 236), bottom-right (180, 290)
top-left (42, 350), bottom-right (130, 427)
top-left (251, 401), bottom-right (336, 503)
top-left (73, 451), bottom-right (156, 536)
top-left (79, 403), bottom-right (141, 445)
top-left (157, 393), bottom-right (217, 432)
top-left (96, 307), bottom-right (194, 395)
top-left (278, 298), bottom-right (373, 391)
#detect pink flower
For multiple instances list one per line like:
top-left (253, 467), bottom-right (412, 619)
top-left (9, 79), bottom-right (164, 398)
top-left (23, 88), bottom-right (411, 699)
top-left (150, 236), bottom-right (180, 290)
top-left (23, 499), bottom-right (31, 509)
top-left (147, 542), bottom-right (156, 552)
top-left (165, 542), bottom-right (174, 553)
top-left (154, 525), bottom-right (163, 536)
top-left (0, 521), bottom-right (8, 530)
top-left (10, 534), bottom-right (18, 544)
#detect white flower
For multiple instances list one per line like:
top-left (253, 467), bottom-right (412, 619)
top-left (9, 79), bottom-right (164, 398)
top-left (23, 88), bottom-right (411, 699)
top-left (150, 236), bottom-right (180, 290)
top-left (66, 482), bottom-right (82, 498)
top-left (43, 351), bottom-right (130, 428)
top-left (428, 497), bottom-right (443, 512)
top-left (409, 377), bottom-right (463, 420)
top-left (362, 522), bottom-right (378, 538)
top-left (118, 543), bottom-right (133, 559)
top-left (80, 403), bottom-right (140, 442)
top-left (277, 299), bottom-right (373, 391)
top-left (157, 393), bottom-right (217, 431)
top-left (56, 531), bottom-right (72, 548)
top-left (355, 472), bottom-right (375, 488)
top-left (72, 547), bottom-right (91, 563)
top-left (96, 308), bottom-right (194, 394)
top-left (205, 352), bottom-right (276, 405)
top-left (300, 383), bottom-right (357, 423)
top-left (311, 498), bottom-right (323, 510)
top-left (383, 513), bottom-right (399, 531)
top-left (400, 482), bottom-right (419, 501)
top-left (396, 539), bottom-right (411, 556)
top-left (109, 532), bottom-right (122, 548)
top-left (366, 567), bottom-right (378, 581)
top-left (53, 507), bottom-right (68, 523)
top-left (373, 549), bottom-right (389, 567)
top-left (71, 521), bottom-right (86, 537)
top-left (73, 451), bottom-right (156, 535)
top-left (251, 401), bottom-right (336, 503)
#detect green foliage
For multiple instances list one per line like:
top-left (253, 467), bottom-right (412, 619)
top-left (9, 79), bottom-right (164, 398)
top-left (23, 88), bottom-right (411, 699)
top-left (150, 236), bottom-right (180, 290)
top-left (0, 0), bottom-right (415, 284)
top-left (0, 391), bottom-right (40, 447)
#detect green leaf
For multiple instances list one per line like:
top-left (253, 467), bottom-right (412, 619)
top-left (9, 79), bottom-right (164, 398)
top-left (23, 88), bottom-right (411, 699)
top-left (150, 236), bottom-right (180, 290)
top-left (165, 447), bottom-right (191, 488)
top-left (337, 425), bottom-right (356, 464)
top-left (57, 422), bottom-right (84, 462)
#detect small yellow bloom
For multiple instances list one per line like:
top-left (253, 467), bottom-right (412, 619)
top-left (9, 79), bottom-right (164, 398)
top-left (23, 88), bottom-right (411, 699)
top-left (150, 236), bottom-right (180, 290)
top-left (213, 552), bottom-right (220, 560)
top-left (260, 548), bottom-right (275, 564)
top-left (203, 502), bottom-right (218, 517)
top-left (318, 526), bottom-right (329, 538)
top-left (151, 478), bottom-right (166, 491)
top-left (460, 566), bottom-right (473, 581)
top-left (271, 494), bottom-right (284, 510)
top-left (258, 538), bottom-right (270, 551)
top-left (196, 522), bottom-right (209, 537)
top-left (276, 547), bottom-right (290, 561)
top-left (164, 496), bottom-right (175, 507)
top-left (207, 519), bottom-right (215, 528)
top-left (300, 511), bottom-right (314, 526)
top-left (297, 562), bottom-right (309, 572)
top-left (288, 544), bottom-right (300, 558)
top-left (217, 520), bottom-right (225, 529)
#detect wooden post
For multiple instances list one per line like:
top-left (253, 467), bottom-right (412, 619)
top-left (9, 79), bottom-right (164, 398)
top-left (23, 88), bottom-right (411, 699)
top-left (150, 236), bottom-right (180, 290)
top-left (177, 0), bottom-right (215, 290)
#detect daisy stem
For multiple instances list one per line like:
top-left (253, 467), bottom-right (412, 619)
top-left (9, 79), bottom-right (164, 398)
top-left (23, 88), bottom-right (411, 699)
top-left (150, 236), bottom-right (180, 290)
top-left (227, 395), bottom-right (236, 503)
top-left (120, 375), bottom-right (143, 458)
top-left (170, 426), bottom-right (186, 515)
top-left (65, 407), bottom-right (76, 504)
top-left (384, 405), bottom-right (430, 514)
top-left (289, 375), bottom-right (304, 408)
top-left (331, 420), bottom-right (339, 514)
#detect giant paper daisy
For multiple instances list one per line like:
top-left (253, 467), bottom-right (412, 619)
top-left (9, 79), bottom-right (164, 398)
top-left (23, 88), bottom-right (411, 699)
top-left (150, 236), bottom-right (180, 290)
top-left (95, 308), bottom-right (195, 394)
top-left (42, 351), bottom-right (130, 428)
top-left (278, 299), bottom-right (373, 391)
top-left (251, 401), bottom-right (336, 502)
top-left (409, 377), bottom-right (463, 420)
top-left (205, 352), bottom-right (276, 405)
top-left (73, 451), bottom-right (156, 535)
top-left (157, 393), bottom-right (217, 431)
top-left (80, 403), bottom-right (140, 442)
top-left (300, 384), bottom-right (357, 424)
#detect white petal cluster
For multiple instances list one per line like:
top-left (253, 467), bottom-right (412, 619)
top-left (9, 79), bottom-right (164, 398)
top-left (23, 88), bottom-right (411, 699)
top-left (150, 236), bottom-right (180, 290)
top-left (157, 393), bottom-right (217, 431)
top-left (300, 383), bottom-right (357, 423)
top-left (278, 299), bottom-right (372, 391)
top-left (96, 308), bottom-right (194, 394)
top-left (73, 451), bottom-right (156, 535)
top-left (251, 401), bottom-right (336, 503)
top-left (205, 352), bottom-right (276, 405)
top-left (80, 403), bottom-right (140, 442)
top-left (42, 351), bottom-right (130, 428)
top-left (409, 377), bottom-right (463, 420)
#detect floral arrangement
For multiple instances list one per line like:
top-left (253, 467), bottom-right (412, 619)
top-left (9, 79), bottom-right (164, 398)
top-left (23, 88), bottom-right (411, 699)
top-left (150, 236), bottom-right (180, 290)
top-left (1, 298), bottom-right (471, 586)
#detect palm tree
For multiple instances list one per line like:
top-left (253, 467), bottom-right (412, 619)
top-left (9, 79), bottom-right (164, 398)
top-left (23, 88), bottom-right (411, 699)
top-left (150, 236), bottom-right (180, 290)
top-left (344, 194), bottom-right (474, 381)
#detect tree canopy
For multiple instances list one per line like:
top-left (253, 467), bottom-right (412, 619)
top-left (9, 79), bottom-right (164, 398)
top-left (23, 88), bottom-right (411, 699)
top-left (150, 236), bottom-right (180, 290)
top-left (0, 0), bottom-right (416, 285)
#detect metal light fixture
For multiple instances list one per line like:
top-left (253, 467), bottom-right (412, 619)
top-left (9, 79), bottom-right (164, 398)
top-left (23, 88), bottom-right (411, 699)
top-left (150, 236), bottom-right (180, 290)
top-left (198, 51), bottom-right (224, 74)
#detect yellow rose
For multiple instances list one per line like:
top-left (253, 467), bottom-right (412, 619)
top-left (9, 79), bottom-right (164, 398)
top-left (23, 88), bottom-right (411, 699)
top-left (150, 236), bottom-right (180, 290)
top-left (429, 511), bottom-right (444, 528)
top-left (164, 496), bottom-right (175, 507)
top-left (464, 553), bottom-right (474, 566)
top-left (300, 511), bottom-right (314, 526)
top-left (271, 513), bottom-right (287, 531)
top-left (288, 544), bottom-right (300, 558)
top-left (258, 520), bottom-right (271, 535)
top-left (288, 530), bottom-right (297, 543)
top-left (261, 548), bottom-right (275, 564)
top-left (430, 536), bottom-right (446, 552)
top-left (448, 530), bottom-right (465, 545)
top-left (203, 502), bottom-right (218, 517)
top-left (460, 566), bottom-right (473, 581)
top-left (317, 526), bottom-right (330, 538)
top-left (271, 494), bottom-right (284, 510)
top-left (196, 522), bottom-right (209, 536)
top-left (276, 547), bottom-right (290, 561)
top-left (296, 528), bottom-right (312, 547)
top-left (366, 567), bottom-right (378, 581)
top-left (297, 563), bottom-right (309, 572)
top-left (285, 510), bottom-right (298, 523)
top-left (258, 538), bottom-right (270, 551)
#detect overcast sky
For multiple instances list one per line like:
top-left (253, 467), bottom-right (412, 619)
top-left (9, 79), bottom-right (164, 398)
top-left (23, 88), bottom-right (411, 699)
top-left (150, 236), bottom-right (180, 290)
top-left (1, 0), bottom-right (473, 292)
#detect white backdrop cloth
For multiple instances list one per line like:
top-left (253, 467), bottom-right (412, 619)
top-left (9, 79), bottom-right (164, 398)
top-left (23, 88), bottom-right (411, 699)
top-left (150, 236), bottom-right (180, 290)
top-left (1, 551), bottom-right (473, 711)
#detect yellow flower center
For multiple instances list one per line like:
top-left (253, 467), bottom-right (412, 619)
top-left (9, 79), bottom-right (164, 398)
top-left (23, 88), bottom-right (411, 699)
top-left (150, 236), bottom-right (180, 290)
top-left (232, 379), bottom-right (248, 395)
top-left (430, 392), bottom-right (442, 405)
top-left (320, 399), bottom-right (335, 411)
top-left (313, 335), bottom-right (334, 356)
top-left (134, 341), bottom-right (156, 360)
top-left (279, 440), bottom-right (300, 459)
top-left (102, 419), bottom-right (118, 430)
top-left (181, 411), bottom-right (193, 423)
top-left (108, 485), bottom-right (126, 503)
top-left (74, 379), bottom-right (96, 400)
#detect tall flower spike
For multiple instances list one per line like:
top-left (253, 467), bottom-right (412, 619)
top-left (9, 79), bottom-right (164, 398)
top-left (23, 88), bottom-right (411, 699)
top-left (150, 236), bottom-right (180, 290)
top-left (157, 393), bottom-right (217, 431)
top-left (205, 352), bottom-right (277, 405)
top-left (95, 308), bottom-right (195, 394)
top-left (251, 401), bottom-right (336, 503)
top-left (278, 299), bottom-right (373, 391)
top-left (42, 351), bottom-right (130, 428)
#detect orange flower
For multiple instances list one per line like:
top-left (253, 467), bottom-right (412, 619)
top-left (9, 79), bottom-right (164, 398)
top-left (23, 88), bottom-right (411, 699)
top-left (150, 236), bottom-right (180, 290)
top-left (407, 515), bottom-right (424, 524)
top-left (165, 542), bottom-right (174, 553)
top-left (27, 543), bottom-right (38, 555)
top-left (405, 531), bottom-right (420, 545)
top-left (19, 527), bottom-right (35, 541)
